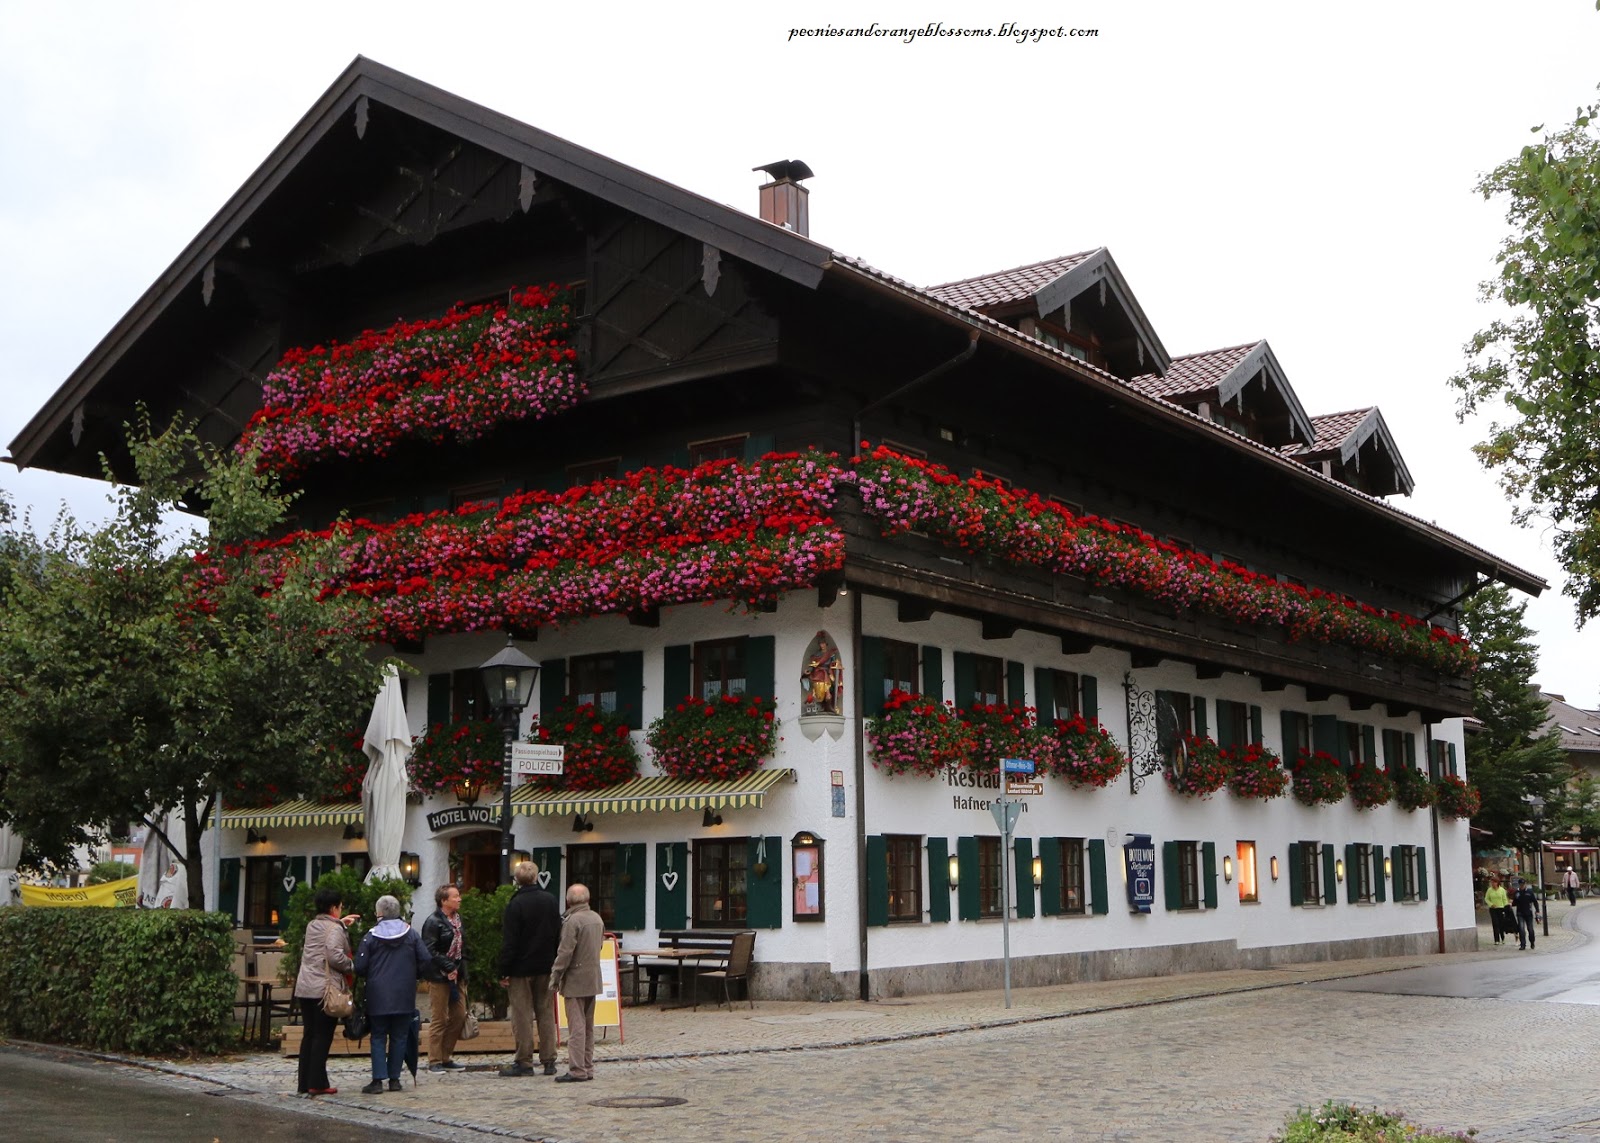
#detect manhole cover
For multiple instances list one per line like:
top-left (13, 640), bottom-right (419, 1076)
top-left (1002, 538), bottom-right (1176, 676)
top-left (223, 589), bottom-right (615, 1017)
top-left (591, 1096), bottom-right (688, 1109)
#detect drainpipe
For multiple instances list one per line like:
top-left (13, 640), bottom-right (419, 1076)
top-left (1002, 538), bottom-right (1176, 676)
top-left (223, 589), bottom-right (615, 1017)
top-left (852, 587), bottom-right (870, 1000)
top-left (1425, 723), bottom-right (1445, 953)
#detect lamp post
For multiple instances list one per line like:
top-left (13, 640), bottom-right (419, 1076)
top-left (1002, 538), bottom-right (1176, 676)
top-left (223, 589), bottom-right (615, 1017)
top-left (1526, 794), bottom-right (1549, 938)
top-left (478, 635), bottom-right (539, 887)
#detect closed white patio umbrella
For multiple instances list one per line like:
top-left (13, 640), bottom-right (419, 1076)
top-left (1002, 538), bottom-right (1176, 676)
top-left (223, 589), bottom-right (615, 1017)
top-left (0, 823), bottom-right (22, 906)
top-left (362, 667), bottom-right (412, 884)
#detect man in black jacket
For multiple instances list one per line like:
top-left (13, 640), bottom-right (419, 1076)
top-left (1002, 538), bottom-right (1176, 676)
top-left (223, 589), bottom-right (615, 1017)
top-left (498, 861), bottom-right (562, 1076)
top-left (420, 883), bottom-right (468, 1071)
top-left (1512, 878), bottom-right (1542, 951)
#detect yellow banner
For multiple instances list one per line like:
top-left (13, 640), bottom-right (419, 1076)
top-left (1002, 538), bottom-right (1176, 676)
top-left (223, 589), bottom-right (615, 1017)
top-left (18, 876), bottom-right (140, 908)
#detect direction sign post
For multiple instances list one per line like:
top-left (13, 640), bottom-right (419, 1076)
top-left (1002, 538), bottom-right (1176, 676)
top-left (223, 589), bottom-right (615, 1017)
top-left (511, 743), bottom-right (565, 782)
top-left (990, 762), bottom-right (1035, 1011)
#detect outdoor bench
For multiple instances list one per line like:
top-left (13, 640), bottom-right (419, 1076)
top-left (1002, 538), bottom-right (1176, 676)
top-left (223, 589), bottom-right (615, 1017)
top-left (634, 929), bottom-right (743, 1004)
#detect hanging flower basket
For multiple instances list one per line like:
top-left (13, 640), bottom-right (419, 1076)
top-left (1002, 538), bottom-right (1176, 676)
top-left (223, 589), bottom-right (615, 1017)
top-left (1348, 761), bottom-right (1396, 811)
top-left (865, 690), bottom-right (978, 777)
top-left (1043, 716), bottom-right (1127, 789)
top-left (1432, 774), bottom-right (1482, 820)
top-left (1290, 748), bottom-right (1349, 807)
top-left (1225, 742), bottom-right (1288, 801)
top-left (527, 700), bottom-right (640, 790)
top-left (1392, 764), bottom-right (1435, 812)
top-left (408, 719), bottom-right (505, 797)
top-left (646, 692), bottom-right (779, 781)
top-left (1165, 734), bottom-right (1230, 798)
top-left (952, 703), bottom-right (1063, 777)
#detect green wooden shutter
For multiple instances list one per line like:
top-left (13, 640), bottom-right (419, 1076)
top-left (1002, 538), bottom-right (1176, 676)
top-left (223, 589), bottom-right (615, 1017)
top-left (663, 645), bottom-right (691, 705)
top-left (1280, 710), bottom-right (1300, 759)
top-left (1447, 743), bottom-right (1458, 776)
top-left (280, 856), bottom-right (307, 930)
top-left (427, 673), bottom-right (451, 729)
top-left (218, 857), bottom-right (241, 921)
top-left (530, 847), bottom-right (564, 894)
top-left (865, 835), bottom-right (888, 927)
top-left (1417, 848), bottom-right (1429, 901)
top-left (957, 836), bottom-right (980, 921)
top-left (311, 855), bottom-right (336, 887)
top-left (1322, 845), bottom-right (1338, 905)
top-left (1215, 700), bottom-right (1237, 750)
top-left (745, 636), bottom-right (776, 703)
top-left (1081, 675), bottom-right (1099, 725)
top-left (1039, 838), bottom-right (1061, 916)
top-left (1014, 837), bottom-right (1034, 919)
top-left (1249, 705), bottom-right (1263, 745)
top-left (1162, 842), bottom-right (1181, 910)
top-left (614, 843), bottom-right (647, 930)
top-left (743, 432), bottom-right (776, 461)
top-left (1313, 714), bottom-right (1340, 759)
top-left (1193, 698), bottom-right (1208, 740)
top-left (922, 646), bottom-right (944, 701)
top-left (1006, 661), bottom-right (1026, 709)
top-left (540, 657), bottom-right (567, 715)
top-left (1404, 731), bottom-right (1417, 768)
top-left (615, 651), bottom-right (644, 730)
top-left (1345, 844), bottom-right (1359, 905)
top-left (1202, 842), bottom-right (1218, 909)
top-left (746, 835), bottom-right (782, 928)
top-left (655, 842), bottom-right (688, 929)
top-left (1288, 842), bottom-right (1304, 906)
top-left (1362, 726), bottom-right (1377, 769)
top-left (1373, 845), bottom-right (1387, 903)
top-left (1033, 667), bottom-right (1056, 721)
top-left (953, 652), bottom-right (977, 708)
top-left (862, 637), bottom-right (887, 717)
top-left (1395, 849), bottom-right (1408, 900)
top-left (927, 837), bottom-right (951, 923)
top-left (1088, 839), bottom-right (1108, 915)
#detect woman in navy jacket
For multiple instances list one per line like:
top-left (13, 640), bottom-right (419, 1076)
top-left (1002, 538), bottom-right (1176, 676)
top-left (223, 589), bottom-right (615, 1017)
top-left (354, 894), bottom-right (433, 1094)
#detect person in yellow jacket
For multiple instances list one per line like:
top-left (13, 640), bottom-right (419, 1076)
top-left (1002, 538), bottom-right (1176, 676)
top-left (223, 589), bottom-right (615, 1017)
top-left (1483, 877), bottom-right (1511, 945)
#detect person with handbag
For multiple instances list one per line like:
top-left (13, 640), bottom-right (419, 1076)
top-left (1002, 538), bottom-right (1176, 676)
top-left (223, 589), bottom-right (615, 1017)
top-left (420, 883), bottom-right (469, 1072)
top-left (292, 887), bottom-right (358, 1095)
top-left (354, 894), bottom-right (432, 1095)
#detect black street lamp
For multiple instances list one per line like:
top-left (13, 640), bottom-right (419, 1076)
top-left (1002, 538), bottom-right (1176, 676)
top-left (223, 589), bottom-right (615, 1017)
top-left (1526, 794), bottom-right (1550, 938)
top-left (478, 635), bottom-right (539, 886)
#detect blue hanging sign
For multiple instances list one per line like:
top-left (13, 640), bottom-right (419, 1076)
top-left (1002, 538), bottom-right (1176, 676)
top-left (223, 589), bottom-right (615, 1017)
top-left (1001, 758), bottom-right (1035, 775)
top-left (1124, 833), bottom-right (1155, 914)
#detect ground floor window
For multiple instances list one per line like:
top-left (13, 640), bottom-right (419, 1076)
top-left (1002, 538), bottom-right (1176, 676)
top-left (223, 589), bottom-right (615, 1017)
top-left (1351, 843), bottom-right (1374, 902)
top-left (1299, 842), bottom-right (1323, 905)
top-left (567, 844), bottom-right (616, 927)
top-left (978, 836), bottom-right (1004, 917)
top-left (1058, 838), bottom-right (1086, 914)
top-left (1176, 841), bottom-right (1200, 910)
top-left (1236, 841), bottom-right (1257, 903)
top-left (886, 835), bottom-right (922, 921)
top-left (1396, 844), bottom-right (1419, 901)
top-left (694, 838), bottom-right (748, 927)
top-left (244, 855), bottom-right (284, 930)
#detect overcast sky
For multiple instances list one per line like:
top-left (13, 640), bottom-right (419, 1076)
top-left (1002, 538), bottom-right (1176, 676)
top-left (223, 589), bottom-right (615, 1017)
top-left (3, 2), bottom-right (1598, 701)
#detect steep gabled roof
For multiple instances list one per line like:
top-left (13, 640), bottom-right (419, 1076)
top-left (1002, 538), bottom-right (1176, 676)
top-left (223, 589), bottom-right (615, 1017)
top-left (926, 252), bottom-right (1099, 309)
top-left (1129, 340), bottom-right (1315, 446)
top-left (1284, 408), bottom-right (1415, 495)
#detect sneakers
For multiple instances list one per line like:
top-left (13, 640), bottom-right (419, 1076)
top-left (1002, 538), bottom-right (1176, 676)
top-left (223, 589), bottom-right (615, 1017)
top-left (554, 1073), bottom-right (592, 1083)
top-left (499, 1064), bottom-right (535, 1077)
top-left (388, 1079), bottom-right (403, 1092)
top-left (429, 1060), bottom-right (467, 1072)
top-left (360, 1080), bottom-right (385, 1095)
top-left (542, 1062), bottom-right (558, 1076)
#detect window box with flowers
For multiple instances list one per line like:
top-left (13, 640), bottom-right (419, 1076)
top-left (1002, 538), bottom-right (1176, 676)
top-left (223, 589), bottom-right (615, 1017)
top-left (1165, 735), bottom-right (1230, 798)
top-left (646, 692), bottom-right (779, 781)
top-left (1347, 760), bottom-right (1395, 810)
top-left (1392, 764), bottom-right (1434, 812)
top-left (1290, 749), bottom-right (1349, 807)
top-left (527, 700), bottom-right (640, 790)
top-left (865, 689), bottom-right (978, 777)
top-left (1225, 742), bottom-right (1288, 801)
top-left (955, 702), bottom-right (1063, 777)
top-left (1432, 774), bottom-right (1482, 820)
top-left (1044, 715), bottom-right (1128, 789)
top-left (408, 718), bottom-right (505, 801)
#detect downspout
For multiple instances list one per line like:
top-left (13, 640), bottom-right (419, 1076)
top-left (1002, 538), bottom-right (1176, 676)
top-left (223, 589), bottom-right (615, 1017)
top-left (1425, 723), bottom-right (1445, 953)
top-left (850, 329), bottom-right (980, 1004)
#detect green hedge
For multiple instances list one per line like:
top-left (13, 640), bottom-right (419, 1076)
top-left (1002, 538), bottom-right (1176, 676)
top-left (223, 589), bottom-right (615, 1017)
top-left (0, 907), bottom-right (234, 1055)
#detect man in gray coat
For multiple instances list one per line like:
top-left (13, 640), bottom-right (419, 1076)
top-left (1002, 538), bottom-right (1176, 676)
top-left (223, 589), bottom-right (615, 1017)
top-left (549, 882), bottom-right (605, 1082)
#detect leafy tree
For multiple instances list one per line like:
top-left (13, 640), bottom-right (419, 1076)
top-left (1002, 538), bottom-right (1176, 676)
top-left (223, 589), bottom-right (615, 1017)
top-left (87, 860), bottom-right (138, 884)
top-left (0, 413), bottom-right (387, 905)
top-left (1449, 93), bottom-right (1600, 620)
top-left (1460, 584), bottom-right (1569, 849)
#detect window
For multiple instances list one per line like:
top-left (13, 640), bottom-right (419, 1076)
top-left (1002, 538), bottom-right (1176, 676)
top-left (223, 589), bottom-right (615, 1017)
top-left (1382, 728), bottom-right (1404, 771)
top-left (1395, 844), bottom-right (1419, 901)
top-left (881, 439), bottom-right (926, 460)
top-left (1282, 711), bottom-right (1311, 757)
top-left (450, 479), bottom-right (501, 510)
top-left (1175, 841), bottom-right (1200, 910)
top-left (1236, 841), bottom-right (1258, 903)
top-left (244, 855), bottom-right (284, 930)
top-left (1048, 670), bottom-right (1081, 721)
top-left (1218, 701), bottom-right (1249, 748)
top-left (1429, 741), bottom-right (1447, 780)
top-left (567, 845), bottom-right (616, 927)
top-left (1299, 842), bottom-right (1323, 905)
top-left (569, 653), bottom-right (619, 713)
top-left (451, 667), bottom-right (489, 723)
top-left (689, 435), bottom-right (747, 466)
top-left (693, 838), bottom-right (748, 927)
top-left (340, 852), bottom-right (371, 882)
top-left (567, 457), bottom-right (619, 487)
top-left (978, 837), bottom-right (1004, 918)
top-left (882, 640), bottom-right (920, 701)
top-left (886, 836), bottom-right (922, 922)
top-left (970, 655), bottom-right (1004, 706)
top-left (1351, 843), bottom-right (1374, 903)
top-left (694, 638), bottom-right (747, 700)
top-left (1058, 838), bottom-right (1086, 914)
top-left (1344, 723), bottom-right (1367, 767)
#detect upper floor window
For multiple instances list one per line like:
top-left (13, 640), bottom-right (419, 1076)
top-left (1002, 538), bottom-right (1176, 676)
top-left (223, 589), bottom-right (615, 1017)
top-left (689, 435), bottom-right (747, 466)
top-left (569, 653), bottom-right (619, 713)
top-left (882, 639), bottom-right (920, 701)
top-left (450, 479), bottom-right (501, 511)
top-left (970, 654), bottom-right (1004, 706)
top-left (567, 457), bottom-right (620, 487)
top-left (1048, 670), bottom-right (1080, 722)
top-left (695, 638), bottom-right (747, 700)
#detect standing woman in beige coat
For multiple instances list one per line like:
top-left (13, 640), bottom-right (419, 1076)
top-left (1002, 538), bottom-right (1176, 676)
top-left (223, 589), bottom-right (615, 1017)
top-left (293, 887), bottom-right (359, 1095)
top-left (549, 883), bottom-right (604, 1082)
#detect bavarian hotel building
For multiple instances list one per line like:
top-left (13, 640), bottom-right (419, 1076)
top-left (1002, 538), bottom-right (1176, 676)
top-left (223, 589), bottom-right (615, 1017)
top-left (11, 60), bottom-right (1541, 999)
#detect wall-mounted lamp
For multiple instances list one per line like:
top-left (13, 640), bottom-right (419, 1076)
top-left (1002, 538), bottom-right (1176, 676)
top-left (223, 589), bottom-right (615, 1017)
top-left (398, 852), bottom-right (421, 887)
top-left (247, 828), bottom-right (269, 845)
top-left (1335, 858), bottom-right (1345, 883)
top-left (948, 854), bottom-right (961, 891)
top-left (702, 807), bottom-right (723, 829)
top-left (451, 778), bottom-right (483, 806)
top-left (342, 822), bottom-right (365, 841)
top-left (572, 814), bottom-right (595, 833)
top-left (1270, 856), bottom-right (1280, 881)
top-left (1223, 855), bottom-right (1233, 883)
top-left (1384, 856), bottom-right (1392, 879)
top-left (1032, 856), bottom-right (1043, 888)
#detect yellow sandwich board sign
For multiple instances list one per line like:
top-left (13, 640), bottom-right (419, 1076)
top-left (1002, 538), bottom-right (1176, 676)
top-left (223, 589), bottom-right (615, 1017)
top-left (554, 934), bottom-right (624, 1044)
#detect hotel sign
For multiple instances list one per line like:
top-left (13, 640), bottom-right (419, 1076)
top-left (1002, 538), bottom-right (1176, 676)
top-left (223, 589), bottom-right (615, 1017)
top-left (1124, 833), bottom-right (1155, 914)
top-left (426, 805), bottom-right (501, 833)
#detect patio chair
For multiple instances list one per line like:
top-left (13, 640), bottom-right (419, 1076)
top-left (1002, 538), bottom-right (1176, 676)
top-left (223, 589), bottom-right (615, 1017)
top-left (694, 930), bottom-right (755, 1010)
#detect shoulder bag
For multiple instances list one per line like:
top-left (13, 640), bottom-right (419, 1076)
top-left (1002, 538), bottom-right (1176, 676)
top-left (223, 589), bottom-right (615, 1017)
top-left (322, 973), bottom-right (354, 1018)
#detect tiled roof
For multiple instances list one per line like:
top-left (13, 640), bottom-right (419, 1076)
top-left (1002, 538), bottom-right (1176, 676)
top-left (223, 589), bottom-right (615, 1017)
top-left (1284, 409), bottom-right (1375, 457)
top-left (1128, 342), bottom-right (1260, 400)
top-left (1543, 693), bottom-right (1600, 755)
top-left (925, 251), bottom-right (1099, 310)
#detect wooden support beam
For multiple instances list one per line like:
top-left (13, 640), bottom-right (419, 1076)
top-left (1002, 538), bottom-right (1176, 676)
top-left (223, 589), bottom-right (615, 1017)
top-left (1385, 702), bottom-right (1415, 719)
top-left (1059, 634), bottom-right (1098, 656)
top-left (1304, 685), bottom-right (1333, 703)
top-left (981, 617), bottom-right (1020, 641)
top-left (1195, 664), bottom-right (1223, 680)
top-left (627, 608), bottom-right (660, 628)
top-left (391, 637), bottom-right (425, 655)
top-left (507, 625), bottom-right (538, 643)
top-left (817, 580), bottom-right (842, 609)
top-left (897, 598), bottom-right (936, 623)
top-left (1347, 696), bottom-right (1377, 711)
top-left (1131, 650), bottom-right (1165, 670)
top-left (1258, 676), bottom-right (1288, 692)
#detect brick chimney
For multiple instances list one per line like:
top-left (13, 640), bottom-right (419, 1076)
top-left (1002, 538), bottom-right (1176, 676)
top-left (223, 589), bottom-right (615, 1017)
top-left (754, 160), bottom-right (813, 236)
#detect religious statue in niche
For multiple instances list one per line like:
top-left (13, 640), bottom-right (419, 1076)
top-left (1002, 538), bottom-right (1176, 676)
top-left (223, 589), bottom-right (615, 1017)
top-left (801, 631), bottom-right (844, 715)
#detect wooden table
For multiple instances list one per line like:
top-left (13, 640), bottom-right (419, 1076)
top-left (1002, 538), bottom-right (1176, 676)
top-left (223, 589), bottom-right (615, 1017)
top-left (621, 948), bottom-right (726, 1008)
top-left (235, 975), bottom-right (282, 1048)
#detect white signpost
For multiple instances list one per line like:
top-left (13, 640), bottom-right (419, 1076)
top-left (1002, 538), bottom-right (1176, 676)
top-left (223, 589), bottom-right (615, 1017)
top-left (511, 743), bottom-right (565, 782)
top-left (992, 758), bottom-right (1035, 1009)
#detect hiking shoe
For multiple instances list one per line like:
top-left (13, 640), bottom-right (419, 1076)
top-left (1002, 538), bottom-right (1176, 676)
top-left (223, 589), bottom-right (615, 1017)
top-left (542, 1062), bottom-right (557, 1076)
top-left (388, 1079), bottom-right (403, 1092)
top-left (361, 1080), bottom-right (385, 1095)
top-left (499, 1064), bottom-right (535, 1077)
top-left (440, 1060), bottom-right (467, 1071)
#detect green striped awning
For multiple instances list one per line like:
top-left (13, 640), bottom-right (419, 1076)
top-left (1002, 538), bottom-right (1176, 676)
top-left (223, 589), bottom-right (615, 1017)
top-left (509, 768), bottom-right (796, 818)
top-left (219, 801), bottom-right (364, 830)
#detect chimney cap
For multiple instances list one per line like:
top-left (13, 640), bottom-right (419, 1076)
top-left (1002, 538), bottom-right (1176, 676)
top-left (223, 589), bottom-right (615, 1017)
top-left (754, 159), bottom-right (814, 183)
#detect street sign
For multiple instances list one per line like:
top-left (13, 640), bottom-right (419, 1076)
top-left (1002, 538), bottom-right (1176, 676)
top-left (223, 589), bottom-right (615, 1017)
top-left (1004, 780), bottom-right (1043, 796)
top-left (989, 799), bottom-right (1023, 834)
top-left (512, 742), bottom-right (565, 776)
top-left (1001, 757), bottom-right (1035, 775)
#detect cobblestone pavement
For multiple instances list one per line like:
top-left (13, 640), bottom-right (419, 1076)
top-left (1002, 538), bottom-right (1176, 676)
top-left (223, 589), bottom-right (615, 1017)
top-left (16, 903), bottom-right (1600, 1142)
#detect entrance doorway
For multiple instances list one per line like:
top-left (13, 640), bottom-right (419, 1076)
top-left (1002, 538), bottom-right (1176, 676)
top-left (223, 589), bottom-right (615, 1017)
top-left (450, 830), bottom-right (501, 894)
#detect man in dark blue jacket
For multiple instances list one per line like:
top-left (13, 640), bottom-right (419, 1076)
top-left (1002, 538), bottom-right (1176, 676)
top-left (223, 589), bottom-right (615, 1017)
top-left (498, 861), bottom-right (562, 1076)
top-left (1512, 878), bottom-right (1542, 950)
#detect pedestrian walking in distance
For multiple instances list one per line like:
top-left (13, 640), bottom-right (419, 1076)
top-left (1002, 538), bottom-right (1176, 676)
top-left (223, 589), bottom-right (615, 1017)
top-left (1564, 866), bottom-right (1580, 907)
top-left (549, 882), bottom-right (604, 1083)
top-left (1484, 876), bottom-right (1510, 945)
top-left (1512, 878), bottom-right (1541, 950)
top-left (498, 861), bottom-right (561, 1077)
